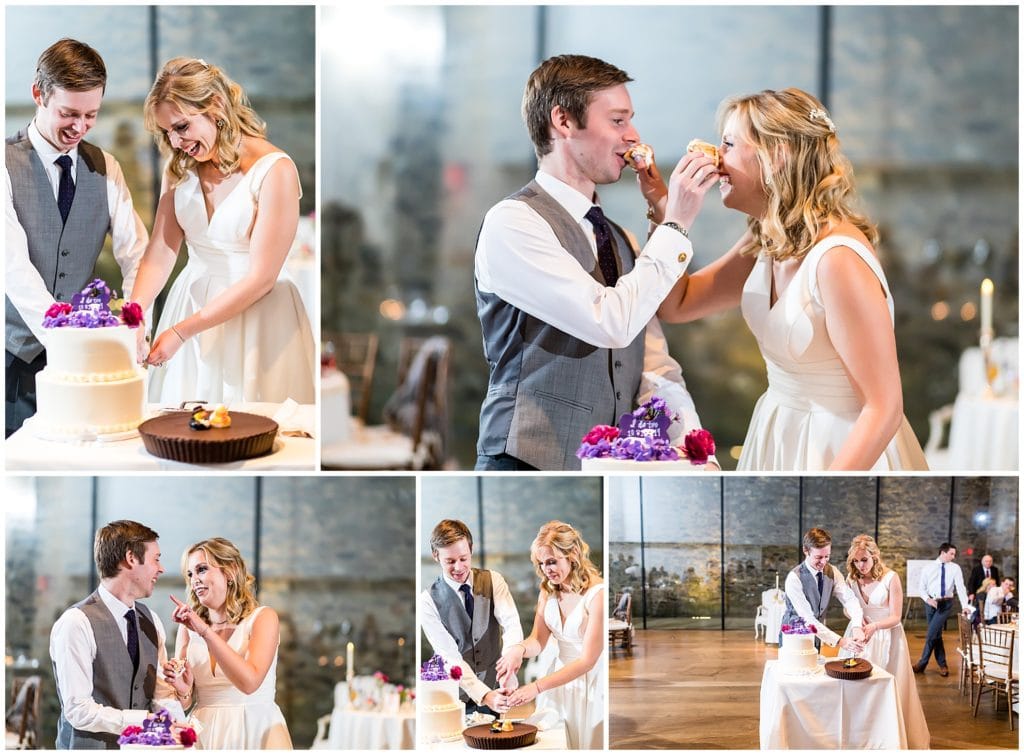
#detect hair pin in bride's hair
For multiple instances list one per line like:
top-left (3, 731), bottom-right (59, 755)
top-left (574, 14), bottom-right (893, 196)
top-left (808, 108), bottom-right (836, 134)
top-left (195, 58), bottom-right (209, 68)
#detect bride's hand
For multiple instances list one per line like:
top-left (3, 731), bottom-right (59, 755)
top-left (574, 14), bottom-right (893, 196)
top-left (633, 151), bottom-right (668, 224)
top-left (495, 645), bottom-right (525, 681)
top-left (135, 328), bottom-right (150, 366)
top-left (161, 658), bottom-right (194, 696)
top-left (169, 595), bottom-right (211, 638)
top-left (507, 681), bottom-right (541, 708)
top-left (145, 328), bottom-right (185, 369)
top-left (861, 622), bottom-right (876, 642)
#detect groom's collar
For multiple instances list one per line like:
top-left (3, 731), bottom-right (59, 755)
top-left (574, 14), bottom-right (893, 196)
top-left (802, 558), bottom-right (827, 576)
top-left (97, 582), bottom-right (135, 618)
top-left (28, 119), bottom-right (79, 162)
top-left (535, 170), bottom-right (600, 225)
top-left (443, 570), bottom-right (473, 594)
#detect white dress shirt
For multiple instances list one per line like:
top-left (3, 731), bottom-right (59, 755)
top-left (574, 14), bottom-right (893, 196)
top-left (984, 585), bottom-right (1012, 621)
top-left (419, 570), bottom-right (524, 704)
top-left (475, 169), bottom-right (704, 440)
top-left (783, 560), bottom-right (864, 647)
top-left (6, 121), bottom-right (148, 347)
top-left (918, 558), bottom-right (969, 608)
top-left (49, 584), bottom-right (176, 735)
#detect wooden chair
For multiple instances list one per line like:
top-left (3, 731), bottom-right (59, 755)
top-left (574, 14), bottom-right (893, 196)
top-left (391, 336), bottom-right (451, 468)
top-left (609, 592), bottom-right (633, 656)
top-left (324, 332), bottom-right (378, 423)
top-left (997, 612), bottom-right (1018, 625)
top-left (5, 675), bottom-right (41, 749)
top-left (973, 625), bottom-right (1018, 729)
top-left (956, 613), bottom-right (979, 704)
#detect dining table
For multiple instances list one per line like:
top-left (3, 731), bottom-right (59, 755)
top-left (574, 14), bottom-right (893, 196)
top-left (759, 659), bottom-right (906, 749)
top-left (6, 401), bottom-right (316, 471)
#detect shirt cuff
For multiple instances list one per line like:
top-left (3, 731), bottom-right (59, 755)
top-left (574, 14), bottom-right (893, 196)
top-left (643, 224), bottom-right (695, 268)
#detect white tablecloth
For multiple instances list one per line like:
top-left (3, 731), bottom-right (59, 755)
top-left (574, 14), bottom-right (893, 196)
top-left (328, 706), bottom-right (415, 750)
top-left (321, 369), bottom-right (352, 445)
top-left (6, 402), bottom-right (315, 471)
top-left (947, 393), bottom-right (1018, 471)
top-left (425, 721), bottom-right (568, 750)
top-left (759, 660), bottom-right (906, 749)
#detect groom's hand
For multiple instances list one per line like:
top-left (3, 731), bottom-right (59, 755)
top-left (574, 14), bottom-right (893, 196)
top-left (838, 636), bottom-right (864, 654)
top-left (482, 689), bottom-right (510, 714)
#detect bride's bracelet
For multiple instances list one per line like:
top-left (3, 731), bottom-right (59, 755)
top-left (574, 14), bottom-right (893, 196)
top-left (171, 325), bottom-right (187, 343)
top-left (175, 687), bottom-right (193, 701)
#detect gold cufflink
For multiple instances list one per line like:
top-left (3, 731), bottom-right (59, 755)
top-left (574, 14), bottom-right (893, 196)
top-left (677, 252), bottom-right (688, 263)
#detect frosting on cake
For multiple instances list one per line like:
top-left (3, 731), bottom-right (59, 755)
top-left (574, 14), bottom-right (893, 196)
top-left (779, 632), bottom-right (820, 675)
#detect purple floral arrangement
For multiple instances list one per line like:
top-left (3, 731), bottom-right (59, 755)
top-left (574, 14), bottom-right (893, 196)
top-left (42, 278), bottom-right (143, 329)
top-left (117, 708), bottom-right (195, 747)
top-left (420, 653), bottom-right (461, 681)
top-left (576, 397), bottom-right (715, 464)
top-left (781, 617), bottom-right (818, 635)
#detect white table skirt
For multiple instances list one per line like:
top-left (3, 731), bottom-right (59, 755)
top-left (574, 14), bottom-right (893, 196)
top-left (425, 721), bottom-right (568, 750)
top-left (6, 402), bottom-right (315, 471)
top-left (947, 393), bottom-right (1018, 471)
top-left (328, 706), bottom-right (415, 750)
top-left (759, 660), bottom-right (906, 749)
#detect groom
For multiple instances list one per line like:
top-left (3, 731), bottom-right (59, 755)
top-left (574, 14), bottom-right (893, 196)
top-left (474, 53), bottom-right (714, 471)
top-left (419, 519), bottom-right (522, 715)
top-left (50, 520), bottom-right (177, 748)
top-left (6, 38), bottom-right (147, 437)
top-left (781, 527), bottom-right (866, 652)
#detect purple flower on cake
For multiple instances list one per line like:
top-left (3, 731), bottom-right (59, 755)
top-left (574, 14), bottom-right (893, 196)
top-left (43, 279), bottom-right (144, 329)
top-left (682, 428), bottom-right (716, 466)
top-left (420, 653), bottom-right (454, 682)
top-left (781, 618), bottom-right (817, 635)
top-left (633, 396), bottom-right (677, 423)
top-left (117, 707), bottom-right (193, 747)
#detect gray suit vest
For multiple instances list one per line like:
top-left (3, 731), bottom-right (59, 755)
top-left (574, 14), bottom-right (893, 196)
top-left (475, 181), bottom-right (646, 470)
top-left (781, 563), bottom-right (835, 629)
top-left (6, 130), bottom-right (111, 362)
top-left (55, 593), bottom-right (159, 750)
top-left (428, 569), bottom-right (502, 698)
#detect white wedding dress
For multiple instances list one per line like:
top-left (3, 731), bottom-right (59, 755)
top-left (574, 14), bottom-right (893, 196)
top-left (840, 571), bottom-right (930, 749)
top-left (185, 606), bottom-right (292, 749)
top-left (148, 152), bottom-right (316, 406)
top-left (737, 235), bottom-right (928, 471)
top-left (536, 583), bottom-right (605, 750)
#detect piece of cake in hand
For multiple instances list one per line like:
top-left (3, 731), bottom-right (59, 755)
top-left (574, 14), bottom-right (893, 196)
top-left (686, 138), bottom-right (720, 167)
top-left (624, 143), bottom-right (654, 172)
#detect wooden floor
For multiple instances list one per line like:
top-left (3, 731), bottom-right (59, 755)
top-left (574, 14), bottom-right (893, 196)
top-left (610, 628), bottom-right (1019, 749)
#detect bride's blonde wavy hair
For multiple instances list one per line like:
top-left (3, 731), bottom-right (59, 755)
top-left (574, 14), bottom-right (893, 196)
top-left (845, 534), bottom-right (887, 583)
top-left (181, 537), bottom-right (259, 625)
top-left (144, 57), bottom-right (266, 186)
top-left (718, 88), bottom-right (878, 261)
top-left (530, 520), bottom-right (602, 596)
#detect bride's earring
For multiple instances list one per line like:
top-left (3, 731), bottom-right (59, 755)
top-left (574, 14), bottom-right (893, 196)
top-left (764, 173), bottom-right (773, 187)
top-left (216, 119), bottom-right (226, 129)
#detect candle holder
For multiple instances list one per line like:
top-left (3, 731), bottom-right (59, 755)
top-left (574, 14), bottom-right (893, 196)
top-left (980, 327), bottom-right (997, 398)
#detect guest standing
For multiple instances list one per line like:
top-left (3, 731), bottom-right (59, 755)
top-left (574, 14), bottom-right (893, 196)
top-left (914, 542), bottom-right (971, 676)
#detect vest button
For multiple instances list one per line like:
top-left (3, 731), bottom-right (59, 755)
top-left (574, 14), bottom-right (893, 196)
top-left (614, 360), bottom-right (622, 368)
top-left (616, 391), bottom-right (622, 400)
top-left (61, 249), bottom-right (69, 257)
top-left (58, 272), bottom-right (66, 279)
top-left (677, 251), bottom-right (688, 263)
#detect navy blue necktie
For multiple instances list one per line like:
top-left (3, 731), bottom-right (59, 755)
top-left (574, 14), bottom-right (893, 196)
top-left (816, 570), bottom-right (824, 597)
top-left (125, 609), bottom-right (140, 671)
top-left (584, 205), bottom-right (620, 287)
top-left (55, 155), bottom-right (75, 224)
top-left (940, 563), bottom-right (947, 599)
top-left (459, 584), bottom-right (474, 621)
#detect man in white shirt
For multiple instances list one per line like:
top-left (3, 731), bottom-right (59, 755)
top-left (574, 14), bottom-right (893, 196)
top-left (780, 527), bottom-right (866, 652)
top-left (984, 577), bottom-right (1015, 624)
top-left (420, 519), bottom-right (523, 715)
top-left (474, 54), bottom-right (718, 470)
top-left (6, 39), bottom-right (147, 436)
top-left (50, 520), bottom-right (177, 749)
top-left (914, 542), bottom-right (971, 676)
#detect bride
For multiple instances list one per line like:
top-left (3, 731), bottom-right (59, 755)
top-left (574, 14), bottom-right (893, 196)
top-left (496, 521), bottom-right (604, 749)
top-left (840, 535), bottom-right (930, 749)
top-left (162, 537), bottom-right (292, 749)
top-left (131, 57), bottom-right (315, 405)
top-left (645, 88), bottom-right (927, 471)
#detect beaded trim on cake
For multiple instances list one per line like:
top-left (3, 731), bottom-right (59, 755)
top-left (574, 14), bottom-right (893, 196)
top-left (46, 369), bottom-right (142, 383)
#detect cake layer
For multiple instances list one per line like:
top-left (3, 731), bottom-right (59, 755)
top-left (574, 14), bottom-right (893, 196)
top-left (581, 458), bottom-right (701, 472)
top-left (779, 633), bottom-right (819, 675)
top-left (34, 372), bottom-right (145, 437)
top-left (420, 701), bottom-right (465, 743)
top-left (45, 325), bottom-right (140, 379)
top-left (419, 678), bottom-right (460, 707)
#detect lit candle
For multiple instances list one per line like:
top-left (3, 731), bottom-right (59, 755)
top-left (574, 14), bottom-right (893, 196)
top-left (776, 574), bottom-right (780, 590)
top-left (980, 278), bottom-right (994, 335)
top-left (346, 642), bottom-right (354, 682)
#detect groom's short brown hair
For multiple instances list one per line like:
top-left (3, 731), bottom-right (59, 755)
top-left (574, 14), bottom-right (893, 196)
top-left (34, 38), bottom-right (107, 104)
top-left (802, 527), bottom-right (832, 552)
top-left (430, 519), bottom-right (473, 555)
top-left (522, 54), bottom-right (632, 160)
top-left (95, 520), bottom-right (159, 579)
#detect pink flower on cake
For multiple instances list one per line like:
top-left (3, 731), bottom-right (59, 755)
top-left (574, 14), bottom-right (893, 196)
top-left (45, 302), bottom-right (73, 318)
top-left (582, 425), bottom-right (620, 445)
top-left (120, 301), bottom-right (144, 327)
top-left (449, 665), bottom-right (463, 681)
top-left (179, 728), bottom-right (198, 747)
top-left (682, 428), bottom-right (716, 465)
